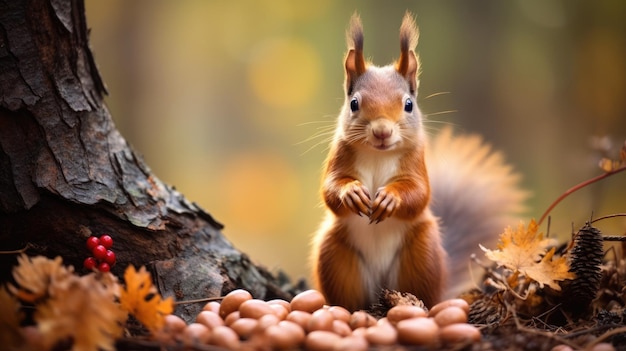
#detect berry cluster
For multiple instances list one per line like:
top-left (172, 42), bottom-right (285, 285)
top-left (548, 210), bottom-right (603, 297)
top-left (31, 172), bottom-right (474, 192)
top-left (83, 234), bottom-right (116, 272)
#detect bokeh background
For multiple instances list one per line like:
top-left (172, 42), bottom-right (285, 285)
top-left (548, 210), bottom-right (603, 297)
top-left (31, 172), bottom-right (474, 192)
top-left (84, 1), bottom-right (626, 284)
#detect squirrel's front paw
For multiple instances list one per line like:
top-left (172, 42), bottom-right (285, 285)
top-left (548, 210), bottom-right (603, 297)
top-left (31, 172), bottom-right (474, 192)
top-left (370, 187), bottom-right (400, 224)
top-left (340, 181), bottom-right (371, 216)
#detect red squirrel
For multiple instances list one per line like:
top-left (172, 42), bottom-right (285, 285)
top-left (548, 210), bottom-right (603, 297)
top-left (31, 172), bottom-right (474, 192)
top-left (310, 12), bottom-right (527, 311)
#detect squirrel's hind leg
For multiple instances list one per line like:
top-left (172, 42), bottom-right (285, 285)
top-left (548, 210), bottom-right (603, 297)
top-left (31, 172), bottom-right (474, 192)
top-left (312, 224), bottom-right (366, 311)
top-left (397, 218), bottom-right (447, 308)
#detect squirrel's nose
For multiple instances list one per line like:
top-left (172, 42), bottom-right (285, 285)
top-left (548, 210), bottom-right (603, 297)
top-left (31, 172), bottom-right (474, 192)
top-left (372, 127), bottom-right (392, 140)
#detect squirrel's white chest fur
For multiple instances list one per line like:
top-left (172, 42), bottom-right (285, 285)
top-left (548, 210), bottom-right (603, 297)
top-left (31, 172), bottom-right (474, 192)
top-left (343, 151), bottom-right (407, 302)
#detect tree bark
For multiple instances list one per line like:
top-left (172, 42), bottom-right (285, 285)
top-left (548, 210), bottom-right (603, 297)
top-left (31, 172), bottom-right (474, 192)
top-left (0, 0), bottom-right (295, 321)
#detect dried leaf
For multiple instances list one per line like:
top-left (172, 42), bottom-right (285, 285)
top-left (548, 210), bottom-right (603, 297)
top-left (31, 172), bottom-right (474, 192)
top-left (10, 254), bottom-right (73, 302)
top-left (119, 265), bottom-right (173, 333)
top-left (523, 247), bottom-right (575, 291)
top-left (481, 220), bottom-right (573, 290)
top-left (598, 157), bottom-right (622, 173)
top-left (35, 273), bottom-right (126, 351)
top-left (598, 158), bottom-right (616, 172)
top-left (482, 220), bottom-right (555, 270)
top-left (0, 287), bottom-right (24, 348)
top-left (599, 140), bottom-right (626, 172)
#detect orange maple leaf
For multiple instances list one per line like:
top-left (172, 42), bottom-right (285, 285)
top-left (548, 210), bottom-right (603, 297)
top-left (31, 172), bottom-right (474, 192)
top-left (119, 265), bottom-right (174, 333)
top-left (481, 220), bottom-right (574, 291)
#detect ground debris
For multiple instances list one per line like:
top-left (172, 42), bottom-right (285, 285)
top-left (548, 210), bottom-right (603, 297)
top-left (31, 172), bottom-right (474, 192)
top-left (462, 223), bottom-right (626, 351)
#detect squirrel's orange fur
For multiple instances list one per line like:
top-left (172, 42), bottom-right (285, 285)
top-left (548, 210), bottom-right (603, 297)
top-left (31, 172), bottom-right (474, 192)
top-left (310, 12), bottom-right (527, 311)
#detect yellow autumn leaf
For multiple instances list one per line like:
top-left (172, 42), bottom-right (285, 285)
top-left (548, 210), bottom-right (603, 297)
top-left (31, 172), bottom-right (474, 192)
top-left (481, 220), bottom-right (573, 290)
top-left (36, 274), bottom-right (126, 351)
top-left (8, 255), bottom-right (126, 351)
top-left (9, 254), bottom-right (73, 302)
top-left (523, 247), bottom-right (575, 291)
top-left (598, 157), bottom-right (620, 173)
top-left (599, 140), bottom-right (626, 172)
top-left (119, 265), bottom-right (174, 333)
top-left (481, 220), bottom-right (555, 270)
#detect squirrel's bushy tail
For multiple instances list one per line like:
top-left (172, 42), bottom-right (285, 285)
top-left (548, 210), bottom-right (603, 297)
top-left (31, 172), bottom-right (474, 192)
top-left (427, 127), bottom-right (529, 297)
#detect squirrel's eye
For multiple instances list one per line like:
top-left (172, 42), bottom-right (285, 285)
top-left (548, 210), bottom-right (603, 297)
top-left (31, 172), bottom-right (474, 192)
top-left (404, 99), bottom-right (413, 113)
top-left (350, 97), bottom-right (359, 112)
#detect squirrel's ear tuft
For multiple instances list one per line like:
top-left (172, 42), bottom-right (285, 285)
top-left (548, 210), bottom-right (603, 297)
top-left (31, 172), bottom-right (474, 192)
top-left (396, 11), bottom-right (420, 95)
top-left (345, 13), bottom-right (366, 95)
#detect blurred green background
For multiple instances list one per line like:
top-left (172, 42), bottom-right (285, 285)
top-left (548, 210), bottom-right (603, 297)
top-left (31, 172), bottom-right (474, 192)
top-left (84, 1), bottom-right (626, 284)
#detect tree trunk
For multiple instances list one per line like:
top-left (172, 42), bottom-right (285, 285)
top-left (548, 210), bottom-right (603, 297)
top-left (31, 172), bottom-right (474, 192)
top-left (0, 0), bottom-right (295, 321)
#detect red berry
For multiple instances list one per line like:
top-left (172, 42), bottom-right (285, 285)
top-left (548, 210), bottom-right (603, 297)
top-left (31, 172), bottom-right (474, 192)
top-left (93, 245), bottom-right (107, 260)
top-left (83, 257), bottom-right (97, 270)
top-left (86, 236), bottom-right (100, 251)
top-left (98, 262), bottom-right (110, 272)
top-left (99, 234), bottom-right (114, 249)
top-left (104, 250), bottom-right (116, 265)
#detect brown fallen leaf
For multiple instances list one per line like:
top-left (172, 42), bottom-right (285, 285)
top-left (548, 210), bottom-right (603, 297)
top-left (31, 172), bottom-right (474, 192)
top-left (481, 219), bottom-right (574, 291)
top-left (35, 273), bottom-right (126, 351)
top-left (9, 254), bottom-right (73, 303)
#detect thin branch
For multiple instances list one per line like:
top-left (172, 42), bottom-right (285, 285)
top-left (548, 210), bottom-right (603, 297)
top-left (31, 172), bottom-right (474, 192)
top-left (0, 243), bottom-right (32, 255)
top-left (505, 300), bottom-right (580, 350)
top-left (174, 296), bottom-right (224, 305)
top-left (538, 165), bottom-right (626, 226)
top-left (602, 236), bottom-right (626, 242)
top-left (591, 213), bottom-right (626, 224)
top-left (584, 325), bottom-right (626, 350)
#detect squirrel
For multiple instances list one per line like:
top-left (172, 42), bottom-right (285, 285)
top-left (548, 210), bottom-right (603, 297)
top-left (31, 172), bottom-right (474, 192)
top-left (310, 12), bottom-right (527, 311)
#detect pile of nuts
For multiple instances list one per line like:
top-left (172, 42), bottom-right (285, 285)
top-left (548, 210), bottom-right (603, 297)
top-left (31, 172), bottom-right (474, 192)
top-left (155, 289), bottom-right (481, 350)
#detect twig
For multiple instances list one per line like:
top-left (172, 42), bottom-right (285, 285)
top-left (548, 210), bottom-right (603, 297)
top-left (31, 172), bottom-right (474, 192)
top-left (584, 325), bottom-right (626, 350)
top-left (502, 272), bottom-right (533, 302)
top-left (505, 300), bottom-right (579, 349)
top-left (0, 243), bottom-right (32, 255)
top-left (505, 284), bottom-right (531, 302)
top-left (173, 296), bottom-right (224, 305)
top-left (538, 165), bottom-right (626, 226)
top-left (532, 303), bottom-right (564, 326)
top-left (603, 236), bottom-right (626, 242)
top-left (468, 253), bottom-right (496, 291)
top-left (591, 213), bottom-right (626, 224)
top-left (563, 324), bottom-right (620, 340)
